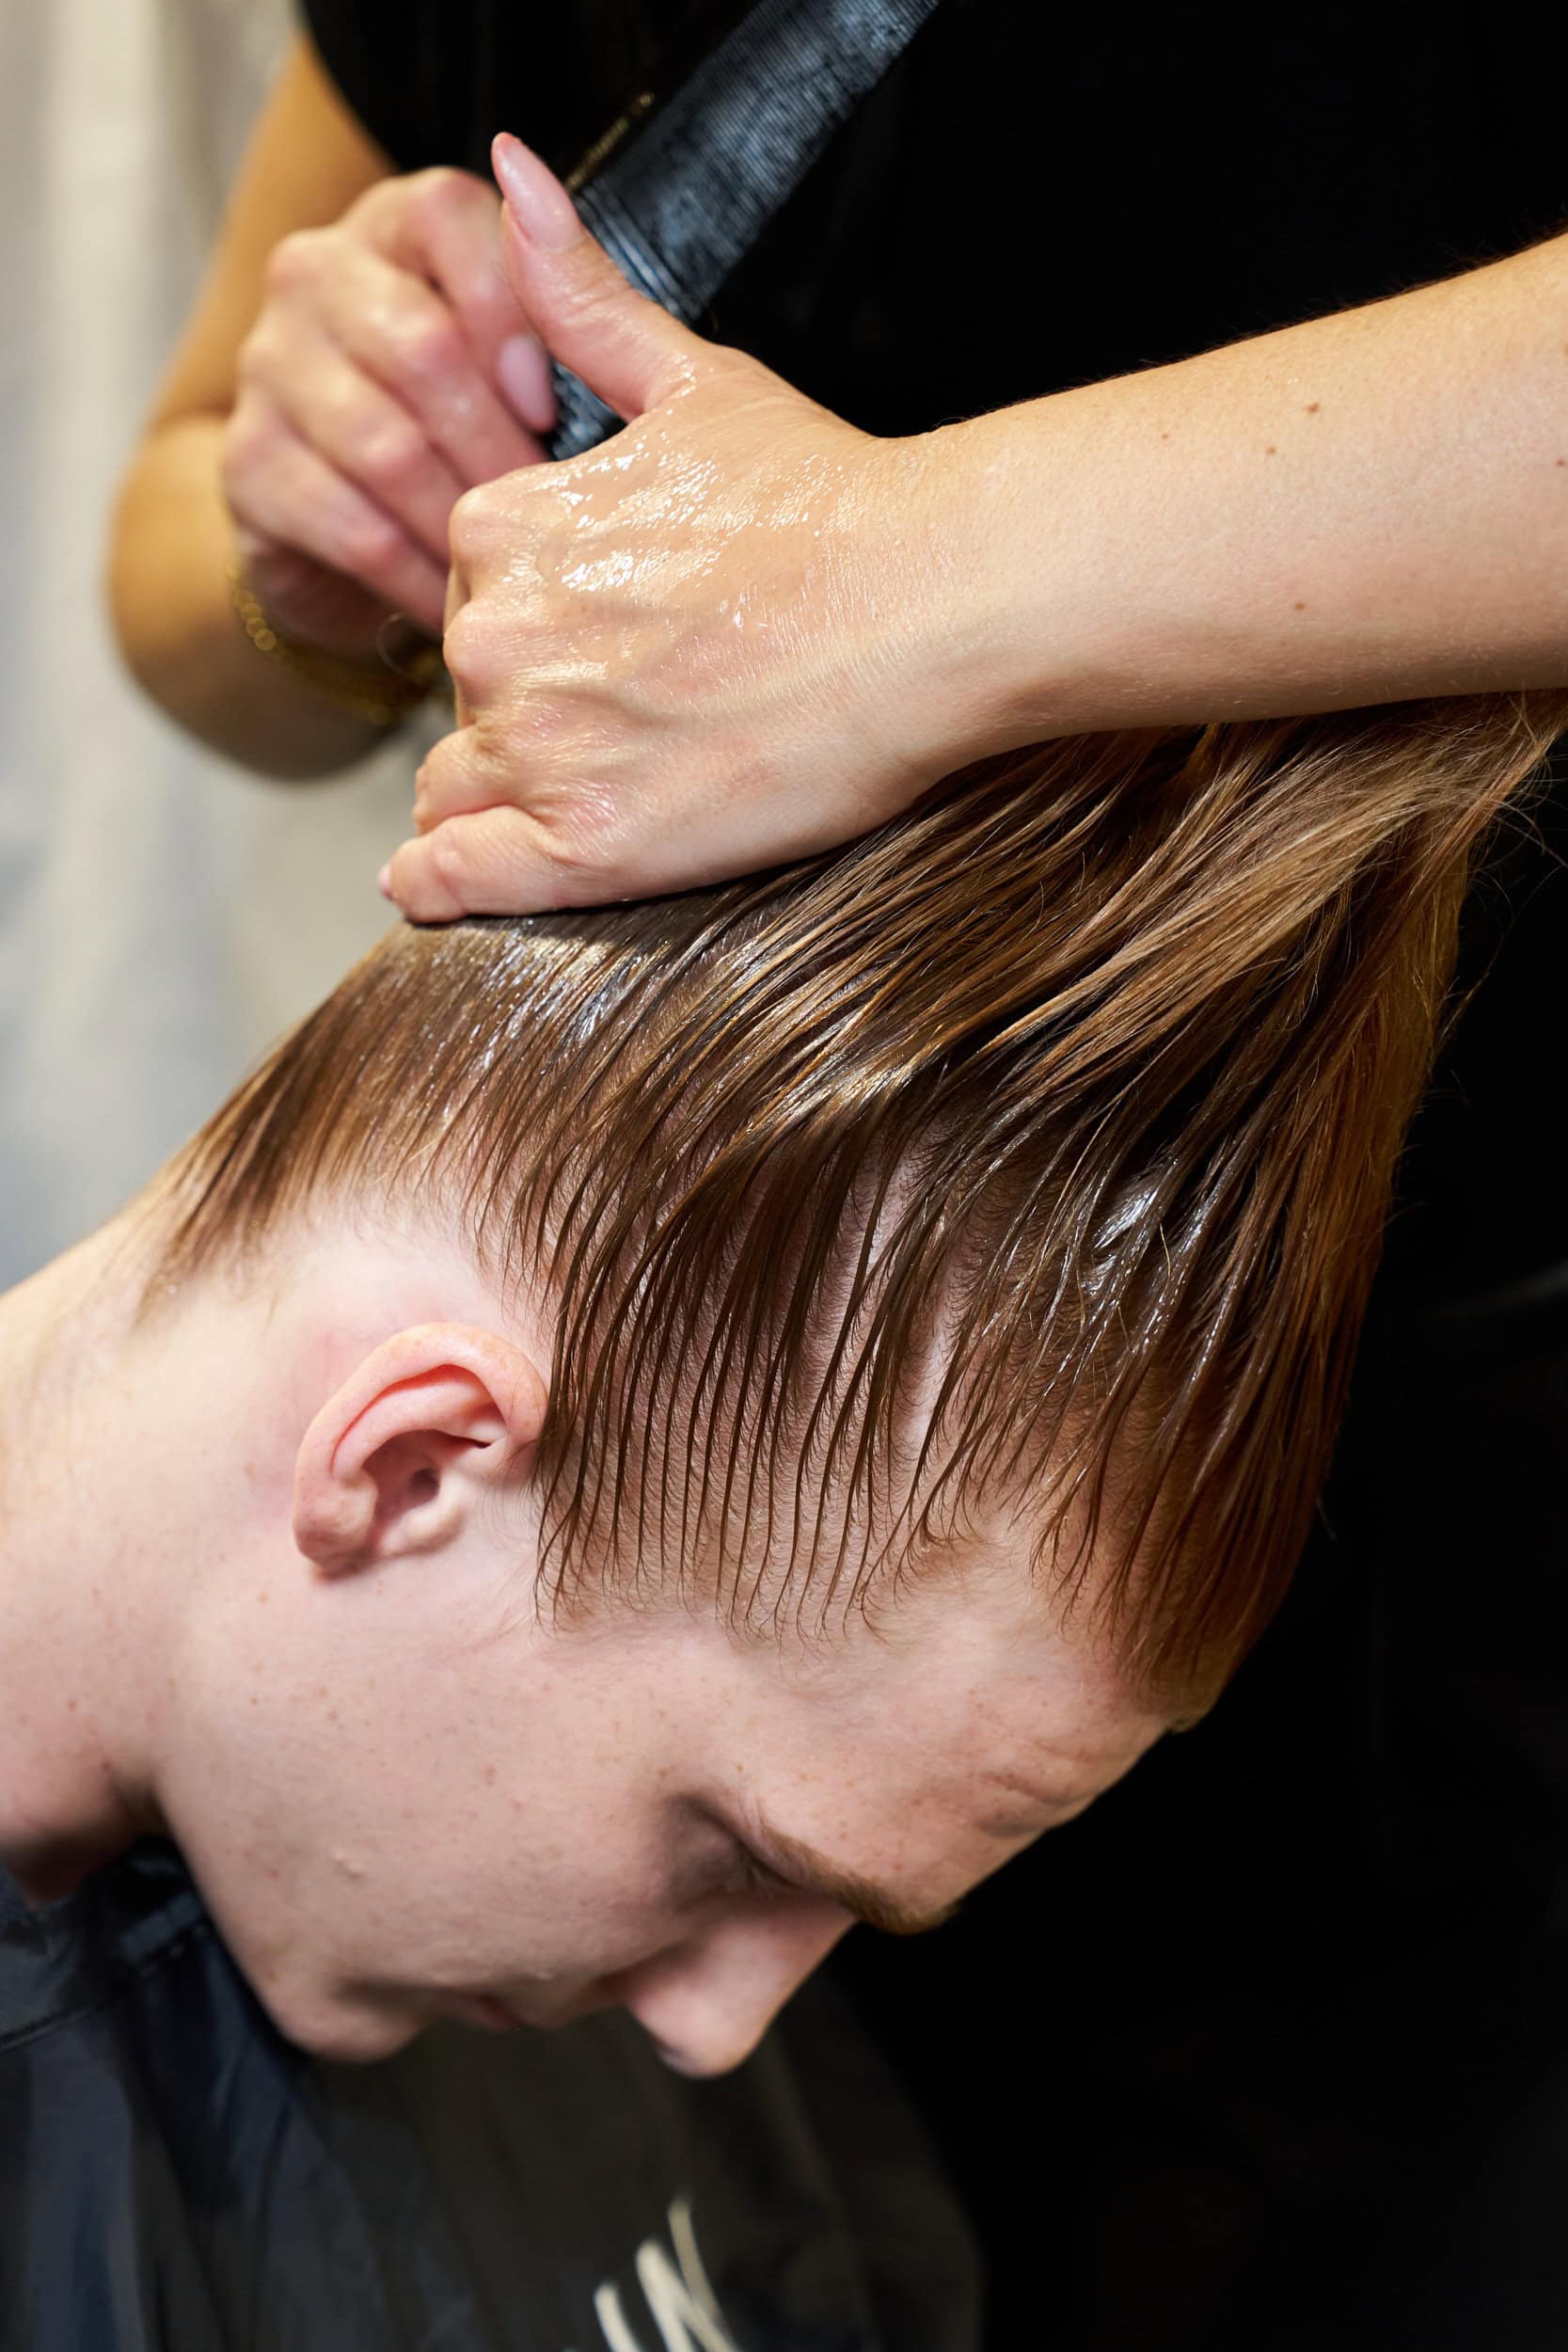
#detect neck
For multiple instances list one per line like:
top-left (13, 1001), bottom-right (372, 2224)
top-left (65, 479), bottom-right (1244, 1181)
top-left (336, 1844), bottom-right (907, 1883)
top-left (0, 1205), bottom-right (534, 1909)
top-left (0, 1219), bottom-right (187, 1901)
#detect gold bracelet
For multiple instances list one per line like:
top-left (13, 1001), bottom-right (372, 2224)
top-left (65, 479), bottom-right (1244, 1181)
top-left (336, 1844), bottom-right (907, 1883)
top-left (226, 556), bottom-right (445, 728)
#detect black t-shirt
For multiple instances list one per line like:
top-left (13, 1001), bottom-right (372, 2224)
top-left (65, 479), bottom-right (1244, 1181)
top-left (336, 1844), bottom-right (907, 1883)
top-left (305, 2), bottom-right (1568, 437)
top-left (304, 0), bottom-right (1568, 1308)
top-left (293, 11), bottom-right (1568, 2345)
top-left (0, 1840), bottom-right (978, 2350)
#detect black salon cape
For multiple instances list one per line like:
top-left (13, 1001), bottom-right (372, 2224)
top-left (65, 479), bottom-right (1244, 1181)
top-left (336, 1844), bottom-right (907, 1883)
top-left (294, 6), bottom-right (1568, 2347)
top-left (0, 1841), bottom-right (978, 2350)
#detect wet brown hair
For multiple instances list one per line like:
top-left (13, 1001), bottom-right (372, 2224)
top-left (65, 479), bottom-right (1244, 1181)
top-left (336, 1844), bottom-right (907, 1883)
top-left (151, 694), bottom-right (1566, 1707)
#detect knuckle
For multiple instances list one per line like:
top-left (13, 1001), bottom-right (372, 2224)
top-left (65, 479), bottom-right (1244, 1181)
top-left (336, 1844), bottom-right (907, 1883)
top-left (234, 313), bottom-right (278, 386)
top-left (219, 398), bottom-right (277, 489)
top-left (536, 785), bottom-right (628, 892)
top-left (447, 483), bottom-right (499, 568)
top-left (345, 173), bottom-right (398, 230)
top-left (393, 312), bottom-right (465, 389)
top-left (441, 602), bottom-right (499, 698)
top-left (262, 228), bottom-right (325, 300)
top-left (553, 273), bottom-right (628, 345)
top-left (408, 165), bottom-right (480, 230)
top-left (358, 421), bottom-right (433, 499)
top-left (338, 507), bottom-right (404, 577)
top-left (411, 746), bottom-right (444, 809)
top-left (426, 825), bottom-right (476, 912)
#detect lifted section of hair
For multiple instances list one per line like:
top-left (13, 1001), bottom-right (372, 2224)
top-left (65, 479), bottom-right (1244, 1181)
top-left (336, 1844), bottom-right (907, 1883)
top-left (150, 692), bottom-right (1568, 1709)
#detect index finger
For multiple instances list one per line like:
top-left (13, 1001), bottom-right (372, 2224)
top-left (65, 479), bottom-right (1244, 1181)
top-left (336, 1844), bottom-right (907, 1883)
top-left (383, 803), bottom-right (587, 921)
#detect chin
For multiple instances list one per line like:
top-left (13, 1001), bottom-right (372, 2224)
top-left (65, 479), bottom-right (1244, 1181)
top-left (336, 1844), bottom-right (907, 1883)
top-left (263, 1983), bottom-right (425, 2066)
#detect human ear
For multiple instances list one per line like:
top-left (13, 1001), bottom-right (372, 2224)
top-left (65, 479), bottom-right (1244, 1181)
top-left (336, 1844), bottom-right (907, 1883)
top-left (292, 1324), bottom-right (547, 1575)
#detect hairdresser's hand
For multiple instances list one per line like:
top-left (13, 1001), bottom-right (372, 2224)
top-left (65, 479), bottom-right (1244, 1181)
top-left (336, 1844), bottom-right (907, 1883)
top-left (223, 167), bottom-right (558, 656)
top-left (383, 135), bottom-right (999, 916)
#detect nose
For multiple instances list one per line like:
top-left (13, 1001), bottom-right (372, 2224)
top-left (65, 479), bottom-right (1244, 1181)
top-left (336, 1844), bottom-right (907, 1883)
top-left (616, 1902), bottom-right (851, 2076)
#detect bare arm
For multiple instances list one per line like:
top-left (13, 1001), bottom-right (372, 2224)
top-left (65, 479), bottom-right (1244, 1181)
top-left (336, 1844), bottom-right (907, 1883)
top-left (109, 36), bottom-right (399, 777)
top-left (384, 142), bottom-right (1568, 916)
top-left (108, 36), bottom-right (552, 781)
top-left (948, 228), bottom-right (1568, 745)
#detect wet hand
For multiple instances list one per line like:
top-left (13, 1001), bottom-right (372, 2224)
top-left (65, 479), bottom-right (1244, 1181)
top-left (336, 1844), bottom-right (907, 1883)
top-left (383, 135), bottom-right (981, 917)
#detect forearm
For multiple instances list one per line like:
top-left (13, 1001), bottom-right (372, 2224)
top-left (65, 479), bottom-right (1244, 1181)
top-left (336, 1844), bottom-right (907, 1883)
top-left (108, 416), bottom-right (399, 780)
top-left (937, 230), bottom-right (1568, 748)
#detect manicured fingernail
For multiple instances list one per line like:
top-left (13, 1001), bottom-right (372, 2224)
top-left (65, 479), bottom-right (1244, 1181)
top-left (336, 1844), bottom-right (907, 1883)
top-left (376, 863), bottom-right (393, 898)
top-left (497, 330), bottom-right (558, 432)
top-left (492, 134), bottom-right (579, 251)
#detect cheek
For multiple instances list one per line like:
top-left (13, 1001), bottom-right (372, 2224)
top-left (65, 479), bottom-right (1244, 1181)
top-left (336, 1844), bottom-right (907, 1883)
top-left (260, 1747), bottom-right (688, 1992)
top-left (441, 1801), bottom-right (687, 1980)
top-left (166, 1605), bottom-right (705, 1988)
top-left (154, 1665), bottom-right (493, 1994)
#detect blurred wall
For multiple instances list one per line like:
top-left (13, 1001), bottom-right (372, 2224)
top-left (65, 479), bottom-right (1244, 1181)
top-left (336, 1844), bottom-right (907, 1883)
top-left (0, 0), bottom-right (418, 1285)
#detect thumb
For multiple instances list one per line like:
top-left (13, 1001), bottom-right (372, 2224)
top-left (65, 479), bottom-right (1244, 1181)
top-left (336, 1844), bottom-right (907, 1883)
top-left (491, 132), bottom-right (717, 424)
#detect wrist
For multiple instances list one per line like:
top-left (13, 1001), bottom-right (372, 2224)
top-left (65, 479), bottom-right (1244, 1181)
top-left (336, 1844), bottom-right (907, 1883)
top-left (226, 555), bottom-right (445, 730)
top-left (890, 387), bottom-right (1339, 755)
top-left (869, 411), bottom-right (1090, 782)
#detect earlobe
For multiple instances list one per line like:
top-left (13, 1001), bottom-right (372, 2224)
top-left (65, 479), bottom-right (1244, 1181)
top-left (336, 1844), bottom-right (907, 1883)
top-left (292, 1324), bottom-right (547, 1576)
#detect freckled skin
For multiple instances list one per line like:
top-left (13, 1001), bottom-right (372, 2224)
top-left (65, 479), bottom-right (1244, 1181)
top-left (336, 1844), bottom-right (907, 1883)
top-left (162, 1543), bottom-right (1165, 2079)
top-left (0, 1215), bottom-right (1171, 2080)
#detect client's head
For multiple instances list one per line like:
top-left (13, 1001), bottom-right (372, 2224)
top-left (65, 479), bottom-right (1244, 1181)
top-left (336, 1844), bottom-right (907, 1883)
top-left (6, 694), bottom-right (1559, 2071)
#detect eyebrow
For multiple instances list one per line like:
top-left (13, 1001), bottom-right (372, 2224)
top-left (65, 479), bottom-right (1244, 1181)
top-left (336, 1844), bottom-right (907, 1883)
top-left (737, 1808), bottom-right (962, 1940)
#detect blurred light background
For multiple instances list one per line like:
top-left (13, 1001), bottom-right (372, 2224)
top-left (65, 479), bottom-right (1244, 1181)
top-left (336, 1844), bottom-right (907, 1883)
top-left (0, 0), bottom-right (420, 1284)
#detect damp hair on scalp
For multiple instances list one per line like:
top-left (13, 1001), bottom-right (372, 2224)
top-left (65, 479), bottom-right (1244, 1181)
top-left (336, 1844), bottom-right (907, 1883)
top-left (148, 691), bottom-right (1568, 1709)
